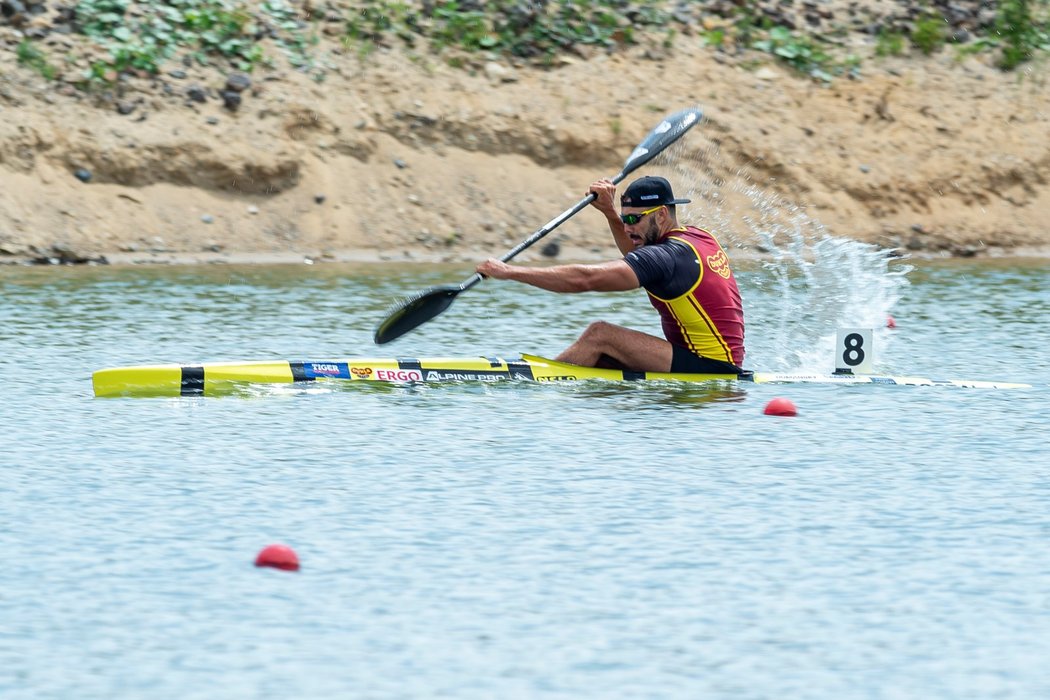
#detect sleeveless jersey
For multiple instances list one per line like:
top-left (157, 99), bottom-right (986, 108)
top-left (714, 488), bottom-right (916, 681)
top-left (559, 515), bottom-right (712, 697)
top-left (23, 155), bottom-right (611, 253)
top-left (623, 226), bottom-right (746, 367)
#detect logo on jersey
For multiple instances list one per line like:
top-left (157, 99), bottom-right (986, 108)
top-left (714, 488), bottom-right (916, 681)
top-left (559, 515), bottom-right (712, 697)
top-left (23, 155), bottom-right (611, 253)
top-left (706, 248), bottom-right (732, 279)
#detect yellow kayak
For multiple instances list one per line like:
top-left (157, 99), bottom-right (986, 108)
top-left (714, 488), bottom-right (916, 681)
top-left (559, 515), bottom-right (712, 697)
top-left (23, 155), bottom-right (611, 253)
top-left (92, 353), bottom-right (1032, 397)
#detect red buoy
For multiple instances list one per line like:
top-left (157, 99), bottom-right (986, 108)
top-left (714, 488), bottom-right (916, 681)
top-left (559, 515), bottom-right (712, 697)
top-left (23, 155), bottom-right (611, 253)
top-left (764, 398), bottom-right (797, 416)
top-left (887, 315), bottom-right (897, 329)
top-left (255, 544), bottom-right (300, 571)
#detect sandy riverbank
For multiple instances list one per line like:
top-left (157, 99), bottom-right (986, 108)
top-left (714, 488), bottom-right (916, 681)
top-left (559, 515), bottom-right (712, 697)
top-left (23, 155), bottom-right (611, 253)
top-left (2, 9), bottom-right (1049, 266)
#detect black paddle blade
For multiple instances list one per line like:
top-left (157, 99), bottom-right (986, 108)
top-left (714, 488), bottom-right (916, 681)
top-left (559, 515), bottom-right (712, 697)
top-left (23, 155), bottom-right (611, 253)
top-left (373, 285), bottom-right (461, 344)
top-left (621, 107), bottom-right (703, 174)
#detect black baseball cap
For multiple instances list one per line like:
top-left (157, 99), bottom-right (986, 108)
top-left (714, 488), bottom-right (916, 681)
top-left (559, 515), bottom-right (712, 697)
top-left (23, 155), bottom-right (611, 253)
top-left (620, 176), bottom-right (691, 208)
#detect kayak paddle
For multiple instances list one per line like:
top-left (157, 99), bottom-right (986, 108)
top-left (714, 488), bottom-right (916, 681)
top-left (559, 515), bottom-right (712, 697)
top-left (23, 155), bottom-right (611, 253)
top-left (373, 106), bottom-right (704, 344)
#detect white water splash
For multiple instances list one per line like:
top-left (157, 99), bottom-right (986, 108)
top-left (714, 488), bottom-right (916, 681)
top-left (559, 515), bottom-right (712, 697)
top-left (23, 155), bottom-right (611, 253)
top-left (656, 126), bottom-right (911, 373)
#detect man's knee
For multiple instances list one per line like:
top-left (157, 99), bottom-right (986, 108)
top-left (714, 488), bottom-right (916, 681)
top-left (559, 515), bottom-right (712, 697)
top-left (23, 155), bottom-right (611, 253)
top-left (580, 320), bottom-right (615, 341)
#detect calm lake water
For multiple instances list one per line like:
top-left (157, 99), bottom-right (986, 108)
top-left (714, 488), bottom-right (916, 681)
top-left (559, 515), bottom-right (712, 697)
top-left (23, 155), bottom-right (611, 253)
top-left (2, 250), bottom-right (1049, 699)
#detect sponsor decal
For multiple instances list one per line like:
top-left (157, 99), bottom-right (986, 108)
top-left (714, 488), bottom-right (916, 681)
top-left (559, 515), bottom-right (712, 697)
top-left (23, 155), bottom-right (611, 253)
top-left (305, 362), bottom-right (350, 378)
top-left (536, 375), bottom-right (577, 382)
top-left (639, 194), bottom-right (659, 200)
top-left (706, 248), bottom-right (732, 279)
top-left (350, 366), bottom-right (373, 378)
top-left (627, 146), bottom-right (649, 163)
top-left (424, 371), bottom-right (509, 382)
top-left (375, 369), bottom-right (422, 381)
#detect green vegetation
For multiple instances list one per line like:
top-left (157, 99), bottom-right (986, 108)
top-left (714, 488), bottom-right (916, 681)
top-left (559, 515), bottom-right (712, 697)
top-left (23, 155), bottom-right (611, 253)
top-left (951, 0), bottom-right (1049, 70)
top-left (343, 0), bottom-right (666, 61)
top-left (996, 0), bottom-right (1050, 69)
top-left (16, 40), bottom-right (57, 80)
top-left (752, 26), bottom-right (836, 81)
top-left (261, 0), bottom-right (320, 74)
top-left (702, 28), bottom-right (726, 49)
top-left (73, 0), bottom-right (278, 81)
top-left (911, 17), bottom-right (947, 55)
top-left (344, 0), bottom-right (415, 54)
top-left (875, 30), bottom-right (906, 57)
top-left (8, 0), bottom-right (1050, 90)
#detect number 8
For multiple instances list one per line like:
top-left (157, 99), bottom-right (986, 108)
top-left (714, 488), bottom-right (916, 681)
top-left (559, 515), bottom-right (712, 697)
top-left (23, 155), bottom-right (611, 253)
top-left (842, 332), bottom-right (865, 367)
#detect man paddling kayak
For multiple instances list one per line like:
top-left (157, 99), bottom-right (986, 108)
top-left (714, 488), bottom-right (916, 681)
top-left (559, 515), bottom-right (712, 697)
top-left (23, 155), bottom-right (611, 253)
top-left (476, 175), bottom-right (746, 373)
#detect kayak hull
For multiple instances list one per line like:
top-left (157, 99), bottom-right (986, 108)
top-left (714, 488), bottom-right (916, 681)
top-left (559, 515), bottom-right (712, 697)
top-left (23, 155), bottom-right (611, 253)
top-left (92, 354), bottom-right (1033, 397)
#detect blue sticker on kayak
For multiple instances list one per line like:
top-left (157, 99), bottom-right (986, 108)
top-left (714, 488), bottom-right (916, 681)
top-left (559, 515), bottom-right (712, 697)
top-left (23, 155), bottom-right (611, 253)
top-left (302, 362), bottom-right (351, 379)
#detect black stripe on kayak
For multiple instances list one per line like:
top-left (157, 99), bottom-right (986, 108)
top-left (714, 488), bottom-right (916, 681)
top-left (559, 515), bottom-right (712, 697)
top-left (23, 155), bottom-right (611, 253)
top-left (181, 366), bottom-right (205, 396)
top-left (624, 370), bottom-right (646, 381)
top-left (507, 360), bottom-right (535, 380)
top-left (398, 359), bottom-right (422, 371)
top-left (289, 362), bottom-right (311, 382)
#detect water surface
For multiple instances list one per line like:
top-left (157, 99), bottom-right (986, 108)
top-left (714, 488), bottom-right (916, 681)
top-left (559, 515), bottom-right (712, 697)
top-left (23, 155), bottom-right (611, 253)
top-left (2, 255), bottom-right (1049, 699)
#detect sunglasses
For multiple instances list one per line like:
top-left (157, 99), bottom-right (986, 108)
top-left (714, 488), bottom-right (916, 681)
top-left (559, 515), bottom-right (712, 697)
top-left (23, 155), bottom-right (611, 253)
top-left (619, 205), bottom-right (664, 225)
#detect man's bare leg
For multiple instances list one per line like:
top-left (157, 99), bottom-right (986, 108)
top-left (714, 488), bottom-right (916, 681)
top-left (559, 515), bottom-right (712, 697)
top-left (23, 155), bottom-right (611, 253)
top-left (555, 321), bottom-right (675, 372)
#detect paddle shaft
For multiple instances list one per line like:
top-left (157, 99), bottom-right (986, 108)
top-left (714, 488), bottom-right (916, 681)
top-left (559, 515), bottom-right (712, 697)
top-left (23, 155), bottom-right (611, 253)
top-left (373, 107), bottom-right (703, 343)
top-left (458, 170), bottom-right (630, 293)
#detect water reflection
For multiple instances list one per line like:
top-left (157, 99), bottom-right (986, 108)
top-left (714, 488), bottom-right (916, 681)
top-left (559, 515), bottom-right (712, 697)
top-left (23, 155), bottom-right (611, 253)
top-left (563, 381), bottom-right (749, 410)
top-left (172, 375), bottom-right (750, 409)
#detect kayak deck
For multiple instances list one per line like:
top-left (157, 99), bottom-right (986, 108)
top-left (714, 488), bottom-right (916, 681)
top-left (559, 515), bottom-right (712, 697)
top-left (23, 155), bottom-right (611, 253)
top-left (91, 353), bottom-right (1033, 397)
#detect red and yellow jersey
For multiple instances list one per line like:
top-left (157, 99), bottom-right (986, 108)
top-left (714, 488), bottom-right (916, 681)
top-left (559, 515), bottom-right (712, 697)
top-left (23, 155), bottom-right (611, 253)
top-left (623, 226), bottom-right (746, 367)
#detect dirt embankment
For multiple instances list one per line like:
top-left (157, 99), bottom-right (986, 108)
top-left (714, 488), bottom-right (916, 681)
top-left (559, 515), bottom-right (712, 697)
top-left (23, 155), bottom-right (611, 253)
top-left (2, 19), bottom-right (1049, 266)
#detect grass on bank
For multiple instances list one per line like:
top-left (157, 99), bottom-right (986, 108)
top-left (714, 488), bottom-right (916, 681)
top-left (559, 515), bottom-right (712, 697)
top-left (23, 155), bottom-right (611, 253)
top-left (16, 39), bottom-right (58, 79)
top-left (995, 0), bottom-right (1050, 69)
top-left (11, 0), bottom-right (1050, 90)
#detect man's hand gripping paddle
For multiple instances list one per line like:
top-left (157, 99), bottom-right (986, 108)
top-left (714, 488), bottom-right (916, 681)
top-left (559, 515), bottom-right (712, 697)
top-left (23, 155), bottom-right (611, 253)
top-left (373, 107), bottom-right (703, 345)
